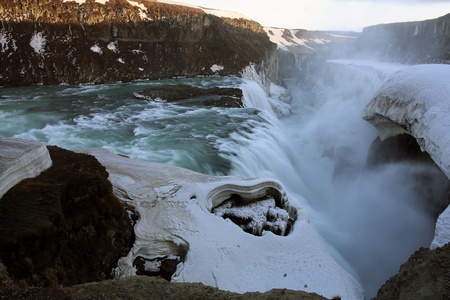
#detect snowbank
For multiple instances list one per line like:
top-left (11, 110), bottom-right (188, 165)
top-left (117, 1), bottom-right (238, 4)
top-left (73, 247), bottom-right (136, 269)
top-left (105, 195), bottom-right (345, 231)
top-left (362, 64), bottom-right (450, 250)
top-left (0, 138), bottom-right (52, 198)
top-left (75, 148), bottom-right (364, 300)
top-left (363, 64), bottom-right (450, 179)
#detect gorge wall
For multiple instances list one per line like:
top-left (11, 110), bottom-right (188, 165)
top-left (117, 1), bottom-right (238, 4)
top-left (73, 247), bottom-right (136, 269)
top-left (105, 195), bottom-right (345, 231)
top-left (0, 0), bottom-right (277, 87)
top-left (356, 13), bottom-right (450, 64)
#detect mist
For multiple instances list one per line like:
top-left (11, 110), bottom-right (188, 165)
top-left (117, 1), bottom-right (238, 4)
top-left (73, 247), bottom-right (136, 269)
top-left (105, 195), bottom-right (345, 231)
top-left (228, 60), bottom-right (445, 297)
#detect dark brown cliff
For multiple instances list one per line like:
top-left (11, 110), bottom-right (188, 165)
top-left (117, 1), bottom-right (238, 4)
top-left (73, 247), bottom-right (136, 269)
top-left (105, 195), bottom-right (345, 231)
top-left (0, 0), bottom-right (277, 87)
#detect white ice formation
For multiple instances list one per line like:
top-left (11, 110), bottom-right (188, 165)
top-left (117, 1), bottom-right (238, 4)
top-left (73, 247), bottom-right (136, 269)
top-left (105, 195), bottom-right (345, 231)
top-left (75, 147), bottom-right (364, 300)
top-left (362, 64), bottom-right (450, 250)
top-left (0, 138), bottom-right (52, 199)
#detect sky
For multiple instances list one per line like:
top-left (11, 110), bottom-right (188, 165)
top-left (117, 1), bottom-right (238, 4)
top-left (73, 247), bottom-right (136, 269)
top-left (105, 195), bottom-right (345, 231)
top-left (174, 0), bottom-right (450, 32)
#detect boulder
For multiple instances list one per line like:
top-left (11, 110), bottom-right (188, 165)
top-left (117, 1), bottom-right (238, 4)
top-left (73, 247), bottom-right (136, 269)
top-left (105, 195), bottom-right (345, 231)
top-left (134, 84), bottom-right (244, 108)
top-left (374, 243), bottom-right (450, 300)
top-left (0, 145), bottom-right (134, 286)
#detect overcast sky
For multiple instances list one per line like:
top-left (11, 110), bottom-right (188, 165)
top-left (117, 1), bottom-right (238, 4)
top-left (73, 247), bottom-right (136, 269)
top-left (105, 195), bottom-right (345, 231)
top-left (175, 0), bottom-right (450, 31)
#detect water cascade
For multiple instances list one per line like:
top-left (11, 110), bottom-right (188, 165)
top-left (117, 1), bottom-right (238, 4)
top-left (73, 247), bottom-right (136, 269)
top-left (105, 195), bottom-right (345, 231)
top-left (0, 60), bottom-right (443, 297)
top-left (232, 60), bottom-right (440, 297)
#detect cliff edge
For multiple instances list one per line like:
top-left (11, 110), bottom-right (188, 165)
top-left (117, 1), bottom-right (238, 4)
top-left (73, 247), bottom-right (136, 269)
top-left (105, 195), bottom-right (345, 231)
top-left (0, 0), bottom-right (277, 87)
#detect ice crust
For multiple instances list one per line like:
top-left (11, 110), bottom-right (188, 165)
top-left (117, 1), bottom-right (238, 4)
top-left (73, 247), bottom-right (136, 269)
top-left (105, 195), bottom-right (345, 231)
top-left (0, 138), bottom-right (52, 199)
top-left (362, 64), bottom-right (450, 250)
top-left (75, 148), bottom-right (364, 300)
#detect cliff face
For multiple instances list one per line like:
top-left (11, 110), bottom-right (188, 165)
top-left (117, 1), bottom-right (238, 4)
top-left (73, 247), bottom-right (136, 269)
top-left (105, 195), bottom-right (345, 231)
top-left (0, 0), bottom-right (277, 87)
top-left (357, 13), bottom-right (450, 64)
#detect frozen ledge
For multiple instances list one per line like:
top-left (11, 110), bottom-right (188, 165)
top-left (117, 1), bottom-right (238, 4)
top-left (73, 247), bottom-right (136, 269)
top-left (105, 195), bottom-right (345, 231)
top-left (0, 138), bottom-right (52, 199)
top-left (75, 148), bottom-right (364, 300)
top-left (362, 64), bottom-right (450, 250)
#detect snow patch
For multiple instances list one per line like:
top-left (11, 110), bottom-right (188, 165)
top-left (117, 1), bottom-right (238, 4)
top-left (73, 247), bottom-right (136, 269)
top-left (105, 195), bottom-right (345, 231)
top-left (30, 32), bottom-right (46, 55)
top-left (157, 0), bottom-right (249, 20)
top-left (107, 41), bottom-right (118, 53)
top-left (0, 30), bottom-right (16, 53)
top-left (62, 0), bottom-right (109, 4)
top-left (127, 0), bottom-right (149, 20)
top-left (264, 27), bottom-right (314, 51)
top-left (90, 44), bottom-right (103, 54)
top-left (431, 205), bottom-right (450, 249)
top-left (210, 64), bottom-right (224, 73)
top-left (117, 58), bottom-right (125, 64)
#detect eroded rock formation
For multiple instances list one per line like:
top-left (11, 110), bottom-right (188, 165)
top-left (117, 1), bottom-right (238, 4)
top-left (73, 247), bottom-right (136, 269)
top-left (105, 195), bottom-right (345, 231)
top-left (0, 144), bottom-right (134, 286)
top-left (0, 0), bottom-right (277, 87)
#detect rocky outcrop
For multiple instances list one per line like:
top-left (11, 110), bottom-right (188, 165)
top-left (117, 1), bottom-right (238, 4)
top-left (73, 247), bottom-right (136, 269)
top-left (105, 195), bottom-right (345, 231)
top-left (374, 243), bottom-right (450, 300)
top-left (0, 144), bottom-right (134, 286)
top-left (0, 0), bottom-right (277, 87)
top-left (0, 265), bottom-right (328, 300)
top-left (134, 84), bottom-right (244, 107)
top-left (356, 13), bottom-right (450, 64)
top-left (0, 138), bottom-right (52, 198)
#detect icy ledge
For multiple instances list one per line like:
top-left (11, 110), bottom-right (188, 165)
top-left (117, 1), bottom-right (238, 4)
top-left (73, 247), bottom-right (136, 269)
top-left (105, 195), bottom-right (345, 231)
top-left (362, 64), bottom-right (450, 250)
top-left (0, 138), bottom-right (52, 199)
top-left (75, 148), bottom-right (364, 300)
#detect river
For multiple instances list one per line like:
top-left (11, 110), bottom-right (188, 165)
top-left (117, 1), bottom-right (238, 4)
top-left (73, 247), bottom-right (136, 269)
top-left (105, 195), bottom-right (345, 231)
top-left (0, 60), bottom-right (437, 297)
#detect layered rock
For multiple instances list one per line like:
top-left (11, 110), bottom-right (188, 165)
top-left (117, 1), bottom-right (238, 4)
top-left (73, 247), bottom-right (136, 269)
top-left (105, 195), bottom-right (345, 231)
top-left (357, 13), bottom-right (450, 64)
top-left (0, 142), bottom-right (133, 286)
top-left (0, 0), bottom-right (277, 87)
top-left (0, 138), bottom-right (52, 198)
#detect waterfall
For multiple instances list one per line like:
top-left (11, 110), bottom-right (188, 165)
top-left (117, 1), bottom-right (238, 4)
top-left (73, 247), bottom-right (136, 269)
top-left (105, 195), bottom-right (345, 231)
top-left (230, 60), bottom-right (437, 297)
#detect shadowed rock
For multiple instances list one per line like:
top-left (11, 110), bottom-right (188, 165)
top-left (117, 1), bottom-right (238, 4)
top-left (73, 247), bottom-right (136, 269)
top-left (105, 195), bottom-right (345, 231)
top-left (374, 243), bottom-right (450, 300)
top-left (134, 84), bottom-right (244, 108)
top-left (0, 146), bottom-right (134, 286)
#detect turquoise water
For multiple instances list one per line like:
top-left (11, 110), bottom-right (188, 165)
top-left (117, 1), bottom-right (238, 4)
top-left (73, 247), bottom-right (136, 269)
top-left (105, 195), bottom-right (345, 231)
top-left (0, 63), bottom-right (440, 297)
top-left (0, 77), bottom-right (268, 176)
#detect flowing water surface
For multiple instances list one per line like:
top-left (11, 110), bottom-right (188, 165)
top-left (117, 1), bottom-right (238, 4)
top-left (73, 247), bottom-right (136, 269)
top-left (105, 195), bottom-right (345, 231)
top-left (0, 61), bottom-right (438, 297)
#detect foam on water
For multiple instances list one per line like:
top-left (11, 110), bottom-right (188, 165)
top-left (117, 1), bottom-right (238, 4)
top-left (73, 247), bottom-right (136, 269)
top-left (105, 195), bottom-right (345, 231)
top-left (0, 64), bottom-right (440, 297)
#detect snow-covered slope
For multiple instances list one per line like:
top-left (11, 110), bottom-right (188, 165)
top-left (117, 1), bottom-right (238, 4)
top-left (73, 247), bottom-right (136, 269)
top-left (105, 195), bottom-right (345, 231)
top-left (264, 27), bottom-right (358, 52)
top-left (75, 147), bottom-right (365, 300)
top-left (362, 64), bottom-right (450, 250)
top-left (157, 0), bottom-right (250, 19)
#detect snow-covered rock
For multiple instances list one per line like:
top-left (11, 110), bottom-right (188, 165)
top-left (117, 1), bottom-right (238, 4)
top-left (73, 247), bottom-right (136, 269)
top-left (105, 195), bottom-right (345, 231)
top-left (363, 64), bottom-right (450, 179)
top-left (362, 64), bottom-right (450, 250)
top-left (431, 205), bottom-right (450, 250)
top-left (75, 147), bottom-right (364, 300)
top-left (0, 138), bottom-right (52, 198)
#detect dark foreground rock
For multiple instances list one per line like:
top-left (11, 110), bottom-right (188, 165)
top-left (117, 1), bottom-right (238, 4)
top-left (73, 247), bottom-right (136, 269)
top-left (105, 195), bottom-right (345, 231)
top-left (0, 146), bottom-right (134, 287)
top-left (0, 265), bottom-right (328, 300)
top-left (134, 84), bottom-right (244, 107)
top-left (374, 243), bottom-right (450, 300)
